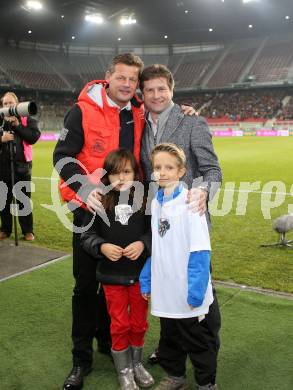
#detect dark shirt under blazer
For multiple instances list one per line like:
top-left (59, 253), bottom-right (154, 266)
top-left (141, 104), bottom-right (222, 198)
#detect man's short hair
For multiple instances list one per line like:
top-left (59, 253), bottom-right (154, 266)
top-left (108, 53), bottom-right (144, 76)
top-left (140, 64), bottom-right (175, 91)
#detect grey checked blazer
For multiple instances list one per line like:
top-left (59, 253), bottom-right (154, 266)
top-left (141, 103), bottom-right (222, 200)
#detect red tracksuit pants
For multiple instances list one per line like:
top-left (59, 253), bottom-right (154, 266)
top-left (103, 282), bottom-right (148, 351)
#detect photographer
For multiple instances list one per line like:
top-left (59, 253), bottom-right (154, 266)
top-left (0, 92), bottom-right (40, 241)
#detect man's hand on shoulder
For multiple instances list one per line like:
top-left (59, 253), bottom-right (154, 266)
top-left (186, 187), bottom-right (208, 215)
top-left (181, 105), bottom-right (198, 117)
top-left (86, 188), bottom-right (103, 213)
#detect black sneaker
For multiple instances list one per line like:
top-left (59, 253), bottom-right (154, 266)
top-left (147, 348), bottom-right (159, 365)
top-left (63, 365), bottom-right (92, 390)
top-left (198, 385), bottom-right (218, 390)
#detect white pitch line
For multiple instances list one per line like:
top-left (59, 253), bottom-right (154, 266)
top-left (214, 280), bottom-right (293, 301)
top-left (223, 188), bottom-right (292, 196)
top-left (0, 254), bottom-right (71, 283)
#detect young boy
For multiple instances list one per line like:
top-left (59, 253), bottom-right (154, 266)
top-left (140, 143), bottom-right (221, 390)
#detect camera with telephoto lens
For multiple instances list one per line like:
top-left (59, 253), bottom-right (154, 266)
top-left (0, 101), bottom-right (37, 118)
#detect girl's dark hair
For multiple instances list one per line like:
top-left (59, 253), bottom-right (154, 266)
top-left (102, 148), bottom-right (141, 211)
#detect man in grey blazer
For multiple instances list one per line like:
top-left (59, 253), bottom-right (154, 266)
top-left (140, 64), bottom-right (221, 390)
top-left (140, 64), bottom-right (222, 219)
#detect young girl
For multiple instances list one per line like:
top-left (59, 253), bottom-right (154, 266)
top-left (140, 143), bottom-right (220, 390)
top-left (81, 148), bottom-right (154, 390)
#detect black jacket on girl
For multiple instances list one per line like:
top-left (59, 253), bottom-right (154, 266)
top-left (81, 190), bottom-right (151, 286)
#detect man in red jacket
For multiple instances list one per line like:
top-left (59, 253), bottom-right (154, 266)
top-left (54, 53), bottom-right (145, 390)
top-left (54, 53), bottom-right (196, 390)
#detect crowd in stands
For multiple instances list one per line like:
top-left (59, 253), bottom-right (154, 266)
top-left (276, 97), bottom-right (293, 120)
top-left (176, 89), bottom-right (293, 122)
top-left (200, 90), bottom-right (286, 121)
top-left (37, 97), bottom-right (74, 131)
top-left (174, 93), bottom-right (213, 112)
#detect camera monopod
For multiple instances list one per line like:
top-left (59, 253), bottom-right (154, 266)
top-left (8, 129), bottom-right (19, 246)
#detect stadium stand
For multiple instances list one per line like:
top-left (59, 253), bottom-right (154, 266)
top-left (2, 33), bottom-right (293, 130)
top-left (70, 54), bottom-right (110, 84)
top-left (174, 93), bottom-right (213, 111)
top-left (0, 71), bottom-right (10, 87)
top-left (140, 54), bottom-right (169, 67)
top-left (2, 33), bottom-right (293, 91)
top-left (170, 51), bottom-right (221, 88)
top-left (39, 51), bottom-right (82, 91)
top-left (0, 46), bottom-right (69, 90)
top-left (248, 35), bottom-right (293, 83)
top-left (207, 46), bottom-right (257, 88)
top-left (200, 89), bottom-right (286, 122)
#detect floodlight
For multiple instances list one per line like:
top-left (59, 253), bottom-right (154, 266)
top-left (120, 15), bottom-right (137, 26)
top-left (85, 14), bottom-right (104, 24)
top-left (26, 1), bottom-right (43, 10)
top-left (243, 0), bottom-right (257, 3)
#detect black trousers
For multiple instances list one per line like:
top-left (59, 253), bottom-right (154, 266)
top-left (71, 207), bottom-right (111, 367)
top-left (0, 174), bottom-right (33, 235)
top-left (158, 295), bottom-right (221, 386)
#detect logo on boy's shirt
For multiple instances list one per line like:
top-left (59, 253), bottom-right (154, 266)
top-left (158, 218), bottom-right (170, 237)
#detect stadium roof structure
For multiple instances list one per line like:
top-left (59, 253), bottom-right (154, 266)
top-left (1, 0), bottom-right (293, 46)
